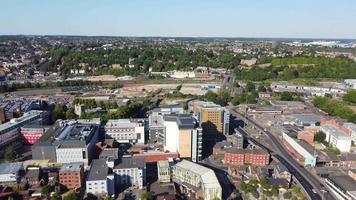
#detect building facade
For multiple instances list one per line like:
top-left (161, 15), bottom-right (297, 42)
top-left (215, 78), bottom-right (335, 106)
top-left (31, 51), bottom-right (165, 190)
top-left (224, 148), bottom-right (270, 166)
top-left (113, 157), bottom-right (146, 189)
top-left (58, 163), bottom-right (84, 190)
top-left (157, 160), bottom-right (171, 183)
top-left (105, 119), bottom-right (145, 144)
top-left (86, 159), bottom-right (115, 197)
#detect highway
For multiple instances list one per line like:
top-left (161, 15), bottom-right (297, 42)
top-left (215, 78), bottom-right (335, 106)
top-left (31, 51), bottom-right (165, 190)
top-left (229, 108), bottom-right (333, 200)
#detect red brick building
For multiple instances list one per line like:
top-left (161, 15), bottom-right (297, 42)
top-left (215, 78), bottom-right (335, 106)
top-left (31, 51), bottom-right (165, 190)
top-left (58, 163), bottom-right (84, 190)
top-left (224, 148), bottom-right (270, 166)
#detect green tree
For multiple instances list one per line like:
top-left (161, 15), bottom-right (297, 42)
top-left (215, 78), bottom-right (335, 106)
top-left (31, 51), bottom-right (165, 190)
top-left (65, 109), bottom-right (75, 119)
top-left (41, 185), bottom-right (51, 197)
top-left (283, 191), bottom-right (292, 199)
top-left (343, 90), bottom-right (356, 104)
top-left (271, 185), bottom-right (279, 197)
top-left (63, 192), bottom-right (77, 200)
top-left (140, 192), bottom-right (152, 200)
top-left (314, 131), bottom-right (326, 143)
top-left (245, 81), bottom-right (256, 92)
top-left (5, 147), bottom-right (17, 162)
top-left (51, 192), bottom-right (61, 200)
top-left (259, 176), bottom-right (270, 189)
top-left (258, 85), bottom-right (267, 92)
top-left (205, 90), bottom-right (218, 102)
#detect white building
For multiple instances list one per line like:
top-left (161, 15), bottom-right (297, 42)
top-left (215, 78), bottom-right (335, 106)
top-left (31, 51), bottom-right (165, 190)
top-left (0, 162), bottom-right (23, 184)
top-left (86, 159), bottom-right (115, 198)
top-left (157, 160), bottom-right (171, 183)
top-left (105, 119), bottom-right (145, 144)
top-left (173, 160), bottom-right (222, 200)
top-left (320, 125), bottom-right (352, 152)
top-left (343, 123), bottom-right (356, 144)
top-left (113, 157), bottom-right (146, 189)
top-left (271, 83), bottom-right (346, 97)
top-left (344, 79), bottom-right (356, 89)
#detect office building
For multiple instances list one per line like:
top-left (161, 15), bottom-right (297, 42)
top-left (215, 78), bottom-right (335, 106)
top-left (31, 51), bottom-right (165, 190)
top-left (172, 160), bottom-right (222, 200)
top-left (113, 157), bottom-right (146, 189)
top-left (105, 119), bottom-right (145, 144)
top-left (59, 163), bottom-right (84, 190)
top-left (320, 125), bottom-right (352, 152)
top-left (32, 119), bottom-right (101, 168)
top-left (163, 114), bottom-right (202, 161)
top-left (86, 159), bottom-right (115, 198)
top-left (197, 103), bottom-right (230, 135)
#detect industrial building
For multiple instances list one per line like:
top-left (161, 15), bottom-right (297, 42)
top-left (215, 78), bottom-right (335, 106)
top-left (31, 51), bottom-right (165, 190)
top-left (31, 119), bottom-right (101, 168)
top-left (282, 132), bottom-right (317, 167)
top-left (105, 119), bottom-right (145, 144)
top-left (172, 160), bottom-right (222, 200)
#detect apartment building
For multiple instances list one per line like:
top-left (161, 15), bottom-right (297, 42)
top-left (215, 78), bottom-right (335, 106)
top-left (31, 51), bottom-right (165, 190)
top-left (59, 163), bottom-right (84, 190)
top-left (224, 148), bottom-right (270, 166)
top-left (197, 103), bottom-right (230, 135)
top-left (113, 157), bottom-right (146, 189)
top-left (172, 160), bottom-right (222, 200)
top-left (86, 159), bottom-right (115, 197)
top-left (105, 119), bottom-right (145, 144)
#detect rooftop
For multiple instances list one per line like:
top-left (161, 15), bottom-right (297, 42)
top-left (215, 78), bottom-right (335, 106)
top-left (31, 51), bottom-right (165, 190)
top-left (343, 123), bottom-right (356, 132)
top-left (105, 119), bottom-right (144, 128)
top-left (289, 114), bottom-right (321, 125)
top-left (0, 162), bottom-right (23, 174)
top-left (114, 157), bottom-right (145, 169)
top-left (157, 160), bottom-right (170, 168)
top-left (87, 159), bottom-right (109, 181)
top-left (164, 114), bottom-right (195, 129)
top-left (321, 125), bottom-right (351, 139)
top-left (327, 175), bottom-right (356, 192)
top-left (0, 110), bottom-right (43, 133)
top-left (59, 163), bottom-right (83, 172)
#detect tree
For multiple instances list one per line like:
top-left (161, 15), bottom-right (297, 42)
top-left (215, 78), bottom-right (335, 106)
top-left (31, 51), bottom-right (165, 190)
top-left (140, 192), bottom-right (152, 200)
top-left (51, 192), bottom-right (61, 200)
top-left (258, 85), bottom-right (267, 92)
top-left (63, 192), bottom-right (77, 200)
top-left (5, 147), bottom-right (17, 162)
top-left (205, 90), bottom-right (218, 102)
top-left (245, 81), bottom-right (256, 92)
top-left (259, 176), bottom-right (270, 189)
top-left (103, 195), bottom-right (112, 200)
top-left (65, 109), bottom-right (75, 119)
top-left (283, 191), bottom-right (292, 199)
top-left (271, 185), bottom-right (279, 197)
top-left (314, 131), bottom-right (326, 143)
top-left (343, 90), bottom-right (356, 104)
top-left (41, 185), bottom-right (51, 197)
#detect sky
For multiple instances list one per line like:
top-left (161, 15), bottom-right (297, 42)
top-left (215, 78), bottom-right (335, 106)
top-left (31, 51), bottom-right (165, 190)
top-left (1, 0), bottom-right (356, 39)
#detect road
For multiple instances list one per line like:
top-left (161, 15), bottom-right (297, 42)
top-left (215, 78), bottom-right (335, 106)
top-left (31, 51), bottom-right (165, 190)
top-left (229, 108), bottom-right (333, 200)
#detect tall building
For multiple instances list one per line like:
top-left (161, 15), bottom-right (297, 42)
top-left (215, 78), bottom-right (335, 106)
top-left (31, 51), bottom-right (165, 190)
top-left (59, 163), bottom-right (84, 190)
top-left (105, 119), bottom-right (145, 144)
top-left (32, 119), bottom-right (101, 168)
top-left (172, 160), bottom-right (222, 200)
top-left (163, 114), bottom-right (202, 161)
top-left (197, 102), bottom-right (230, 135)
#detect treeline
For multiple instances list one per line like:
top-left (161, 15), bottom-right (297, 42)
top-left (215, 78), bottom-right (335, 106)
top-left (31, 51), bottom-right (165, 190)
top-left (313, 96), bottom-right (356, 123)
top-left (236, 56), bottom-right (356, 81)
top-left (73, 99), bottom-right (119, 110)
top-left (44, 46), bottom-right (243, 76)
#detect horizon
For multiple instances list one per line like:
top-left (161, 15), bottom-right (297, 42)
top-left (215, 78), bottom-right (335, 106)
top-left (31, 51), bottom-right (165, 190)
top-left (1, 0), bottom-right (356, 39)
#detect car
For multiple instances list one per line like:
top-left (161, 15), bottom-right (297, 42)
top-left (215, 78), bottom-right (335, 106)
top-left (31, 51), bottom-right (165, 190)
top-left (312, 189), bottom-right (318, 194)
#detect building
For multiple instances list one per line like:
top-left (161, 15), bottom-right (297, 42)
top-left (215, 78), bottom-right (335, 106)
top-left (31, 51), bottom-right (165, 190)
top-left (132, 151), bottom-right (179, 163)
top-left (105, 119), bottom-right (145, 144)
top-left (227, 130), bottom-right (244, 149)
top-left (74, 104), bottom-right (85, 117)
top-left (282, 132), bottom-right (316, 167)
top-left (20, 125), bottom-right (50, 144)
top-left (224, 148), bottom-right (270, 166)
top-left (172, 160), bottom-right (222, 200)
top-left (86, 159), bottom-right (115, 197)
top-left (343, 123), bottom-right (356, 144)
top-left (58, 162), bottom-right (84, 190)
top-left (325, 175), bottom-right (356, 200)
top-left (271, 82), bottom-right (346, 97)
top-left (163, 114), bottom-right (202, 161)
top-left (0, 162), bottom-right (23, 184)
top-left (0, 110), bottom-right (46, 157)
top-left (32, 119), bottom-right (101, 168)
top-left (157, 160), bottom-right (171, 183)
top-left (320, 125), bottom-right (352, 152)
top-left (197, 103), bottom-right (230, 135)
top-left (113, 157), bottom-right (146, 189)
top-left (297, 131), bottom-right (315, 144)
top-left (344, 79), bottom-right (356, 89)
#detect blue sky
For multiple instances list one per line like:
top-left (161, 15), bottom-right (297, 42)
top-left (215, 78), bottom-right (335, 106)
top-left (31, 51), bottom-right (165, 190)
top-left (1, 0), bottom-right (356, 38)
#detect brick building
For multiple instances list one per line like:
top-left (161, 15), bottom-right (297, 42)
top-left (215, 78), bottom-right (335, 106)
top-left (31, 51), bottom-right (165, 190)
top-left (224, 148), bottom-right (270, 166)
top-left (58, 163), bottom-right (84, 190)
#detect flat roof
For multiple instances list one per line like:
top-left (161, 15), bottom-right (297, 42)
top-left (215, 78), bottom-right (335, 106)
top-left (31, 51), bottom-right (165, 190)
top-left (157, 160), bottom-right (170, 168)
top-left (0, 110), bottom-right (42, 133)
top-left (290, 114), bottom-right (321, 124)
top-left (59, 163), bottom-right (83, 172)
top-left (321, 125), bottom-right (351, 139)
top-left (343, 123), bottom-right (356, 132)
top-left (105, 119), bottom-right (144, 128)
top-left (0, 162), bottom-right (23, 174)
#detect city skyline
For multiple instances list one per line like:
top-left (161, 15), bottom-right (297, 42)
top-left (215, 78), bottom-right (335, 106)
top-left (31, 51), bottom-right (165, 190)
top-left (1, 0), bottom-right (356, 39)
